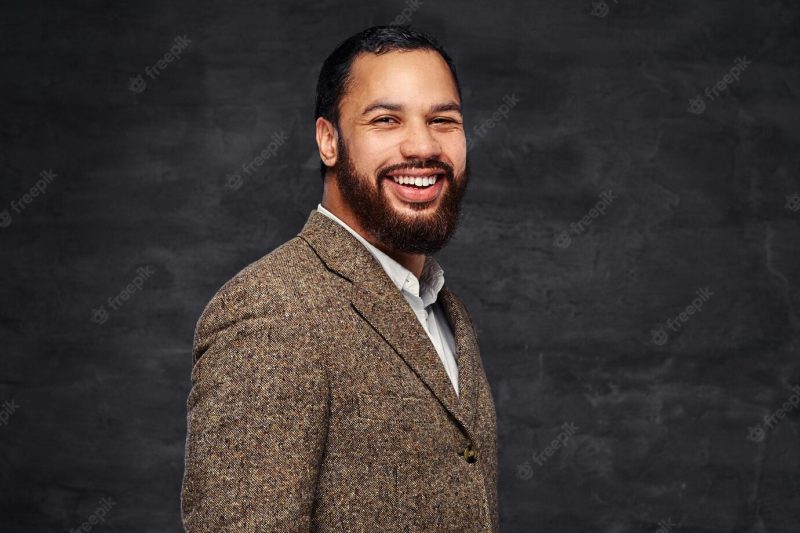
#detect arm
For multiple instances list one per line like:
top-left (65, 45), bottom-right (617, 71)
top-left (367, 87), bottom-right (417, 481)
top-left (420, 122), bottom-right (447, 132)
top-left (181, 287), bottom-right (329, 532)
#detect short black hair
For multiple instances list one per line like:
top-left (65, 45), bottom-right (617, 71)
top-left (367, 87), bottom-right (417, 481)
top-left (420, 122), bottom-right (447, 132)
top-left (314, 25), bottom-right (462, 181)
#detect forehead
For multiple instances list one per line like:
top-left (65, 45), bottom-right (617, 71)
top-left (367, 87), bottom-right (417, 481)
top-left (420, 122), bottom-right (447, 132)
top-left (339, 49), bottom-right (460, 113)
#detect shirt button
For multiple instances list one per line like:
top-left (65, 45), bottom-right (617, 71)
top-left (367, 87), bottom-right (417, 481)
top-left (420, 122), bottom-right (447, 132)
top-left (461, 443), bottom-right (477, 463)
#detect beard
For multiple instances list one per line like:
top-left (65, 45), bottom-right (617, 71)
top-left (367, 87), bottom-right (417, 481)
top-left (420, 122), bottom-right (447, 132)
top-left (332, 135), bottom-right (470, 255)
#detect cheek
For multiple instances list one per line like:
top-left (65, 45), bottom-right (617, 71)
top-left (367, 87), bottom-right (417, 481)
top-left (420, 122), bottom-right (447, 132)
top-left (351, 137), bottom-right (394, 171)
top-left (442, 137), bottom-right (467, 173)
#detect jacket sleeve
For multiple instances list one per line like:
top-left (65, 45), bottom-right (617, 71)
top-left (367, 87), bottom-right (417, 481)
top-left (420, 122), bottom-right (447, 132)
top-left (181, 284), bottom-right (330, 532)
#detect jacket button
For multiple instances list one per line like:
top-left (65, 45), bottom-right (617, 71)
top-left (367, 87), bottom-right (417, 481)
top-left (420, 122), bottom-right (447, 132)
top-left (461, 443), bottom-right (477, 463)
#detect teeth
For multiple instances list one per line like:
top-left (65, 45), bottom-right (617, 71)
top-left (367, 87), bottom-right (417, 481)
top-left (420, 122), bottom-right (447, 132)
top-left (391, 175), bottom-right (438, 186)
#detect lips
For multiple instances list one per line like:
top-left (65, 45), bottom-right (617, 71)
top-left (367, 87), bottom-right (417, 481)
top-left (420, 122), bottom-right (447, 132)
top-left (385, 172), bottom-right (445, 203)
top-left (381, 163), bottom-right (451, 204)
top-left (385, 169), bottom-right (446, 178)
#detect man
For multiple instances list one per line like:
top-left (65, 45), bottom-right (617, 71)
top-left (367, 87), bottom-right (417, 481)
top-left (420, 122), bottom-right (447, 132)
top-left (181, 25), bottom-right (498, 532)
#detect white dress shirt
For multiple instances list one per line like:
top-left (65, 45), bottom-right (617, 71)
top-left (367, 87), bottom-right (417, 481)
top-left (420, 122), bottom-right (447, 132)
top-left (316, 203), bottom-right (459, 396)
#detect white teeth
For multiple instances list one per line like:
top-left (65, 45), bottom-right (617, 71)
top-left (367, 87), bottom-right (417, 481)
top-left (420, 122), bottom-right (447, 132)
top-left (391, 175), bottom-right (438, 186)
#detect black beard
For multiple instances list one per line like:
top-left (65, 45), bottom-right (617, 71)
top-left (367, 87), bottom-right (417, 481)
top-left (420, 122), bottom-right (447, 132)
top-left (332, 135), bottom-right (470, 255)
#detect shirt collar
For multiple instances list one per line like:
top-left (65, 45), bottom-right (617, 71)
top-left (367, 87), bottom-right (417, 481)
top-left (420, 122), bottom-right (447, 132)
top-left (316, 203), bottom-right (445, 307)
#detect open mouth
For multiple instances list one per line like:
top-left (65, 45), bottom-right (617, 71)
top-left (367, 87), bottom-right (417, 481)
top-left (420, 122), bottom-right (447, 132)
top-left (389, 174), bottom-right (441, 188)
top-left (385, 172), bottom-right (446, 203)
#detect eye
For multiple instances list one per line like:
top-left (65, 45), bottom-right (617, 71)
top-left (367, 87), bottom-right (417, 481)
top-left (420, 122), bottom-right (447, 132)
top-left (432, 117), bottom-right (460, 124)
top-left (372, 116), bottom-right (397, 124)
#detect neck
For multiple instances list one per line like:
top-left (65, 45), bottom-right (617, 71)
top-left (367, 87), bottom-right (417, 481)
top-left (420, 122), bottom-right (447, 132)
top-left (321, 184), bottom-right (425, 279)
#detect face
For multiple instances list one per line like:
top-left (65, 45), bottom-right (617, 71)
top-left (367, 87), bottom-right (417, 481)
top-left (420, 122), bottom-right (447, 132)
top-left (331, 49), bottom-right (469, 254)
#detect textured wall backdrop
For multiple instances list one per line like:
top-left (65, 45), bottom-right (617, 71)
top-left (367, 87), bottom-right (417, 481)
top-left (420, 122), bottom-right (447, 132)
top-left (1, 0), bottom-right (799, 531)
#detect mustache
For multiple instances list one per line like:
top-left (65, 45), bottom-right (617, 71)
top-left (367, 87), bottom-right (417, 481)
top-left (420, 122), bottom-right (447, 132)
top-left (378, 159), bottom-right (454, 181)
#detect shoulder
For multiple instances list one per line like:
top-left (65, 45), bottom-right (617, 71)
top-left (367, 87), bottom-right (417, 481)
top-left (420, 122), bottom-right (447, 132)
top-left (191, 235), bottom-right (331, 363)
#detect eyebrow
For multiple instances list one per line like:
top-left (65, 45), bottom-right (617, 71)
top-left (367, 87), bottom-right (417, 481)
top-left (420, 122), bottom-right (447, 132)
top-left (361, 101), bottom-right (462, 116)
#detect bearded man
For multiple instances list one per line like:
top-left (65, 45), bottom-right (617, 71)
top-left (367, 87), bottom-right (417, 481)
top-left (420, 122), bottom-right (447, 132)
top-left (181, 24), bottom-right (498, 533)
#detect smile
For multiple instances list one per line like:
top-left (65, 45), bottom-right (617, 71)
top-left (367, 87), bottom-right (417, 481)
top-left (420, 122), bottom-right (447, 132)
top-left (390, 175), bottom-right (439, 187)
top-left (385, 173), bottom-right (445, 203)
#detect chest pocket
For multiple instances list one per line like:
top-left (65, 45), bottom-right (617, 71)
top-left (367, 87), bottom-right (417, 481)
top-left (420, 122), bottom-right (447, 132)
top-left (357, 392), bottom-right (436, 424)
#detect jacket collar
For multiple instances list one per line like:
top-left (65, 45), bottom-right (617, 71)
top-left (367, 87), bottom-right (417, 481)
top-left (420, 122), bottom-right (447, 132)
top-left (297, 208), bottom-right (481, 442)
top-left (315, 202), bottom-right (445, 306)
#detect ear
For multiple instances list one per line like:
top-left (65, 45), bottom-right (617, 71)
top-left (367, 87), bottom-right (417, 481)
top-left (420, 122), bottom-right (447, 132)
top-left (316, 117), bottom-right (339, 169)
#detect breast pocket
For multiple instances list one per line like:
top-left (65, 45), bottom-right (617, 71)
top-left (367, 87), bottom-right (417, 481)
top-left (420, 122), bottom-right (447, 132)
top-left (356, 392), bottom-right (436, 424)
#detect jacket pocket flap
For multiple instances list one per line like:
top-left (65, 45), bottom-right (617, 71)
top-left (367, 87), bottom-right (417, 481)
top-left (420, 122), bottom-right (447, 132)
top-left (357, 393), bottom-right (435, 423)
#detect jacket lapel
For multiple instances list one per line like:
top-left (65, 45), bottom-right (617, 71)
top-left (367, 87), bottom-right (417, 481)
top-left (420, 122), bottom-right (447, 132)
top-left (298, 209), bottom-right (479, 441)
top-left (438, 284), bottom-right (481, 435)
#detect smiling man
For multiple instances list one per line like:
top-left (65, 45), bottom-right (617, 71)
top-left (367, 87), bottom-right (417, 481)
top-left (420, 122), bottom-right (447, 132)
top-left (181, 25), bottom-right (498, 532)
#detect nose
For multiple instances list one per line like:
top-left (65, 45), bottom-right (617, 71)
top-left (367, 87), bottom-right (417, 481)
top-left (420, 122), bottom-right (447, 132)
top-left (399, 119), bottom-right (442, 162)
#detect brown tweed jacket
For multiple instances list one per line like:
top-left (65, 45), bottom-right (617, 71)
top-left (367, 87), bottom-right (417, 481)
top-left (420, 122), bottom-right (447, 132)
top-left (181, 208), bottom-right (498, 532)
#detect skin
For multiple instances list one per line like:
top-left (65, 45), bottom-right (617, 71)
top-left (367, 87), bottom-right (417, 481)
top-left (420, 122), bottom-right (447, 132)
top-left (316, 49), bottom-right (467, 280)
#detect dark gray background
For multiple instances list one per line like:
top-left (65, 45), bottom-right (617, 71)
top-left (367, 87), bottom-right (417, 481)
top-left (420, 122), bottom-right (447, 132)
top-left (2, 0), bottom-right (799, 531)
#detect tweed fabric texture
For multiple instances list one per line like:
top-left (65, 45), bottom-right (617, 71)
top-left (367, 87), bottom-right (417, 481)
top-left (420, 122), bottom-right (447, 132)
top-left (181, 208), bottom-right (498, 532)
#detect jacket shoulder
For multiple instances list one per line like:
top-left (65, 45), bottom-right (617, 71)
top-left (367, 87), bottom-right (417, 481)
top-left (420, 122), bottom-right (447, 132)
top-left (191, 235), bottom-right (326, 364)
